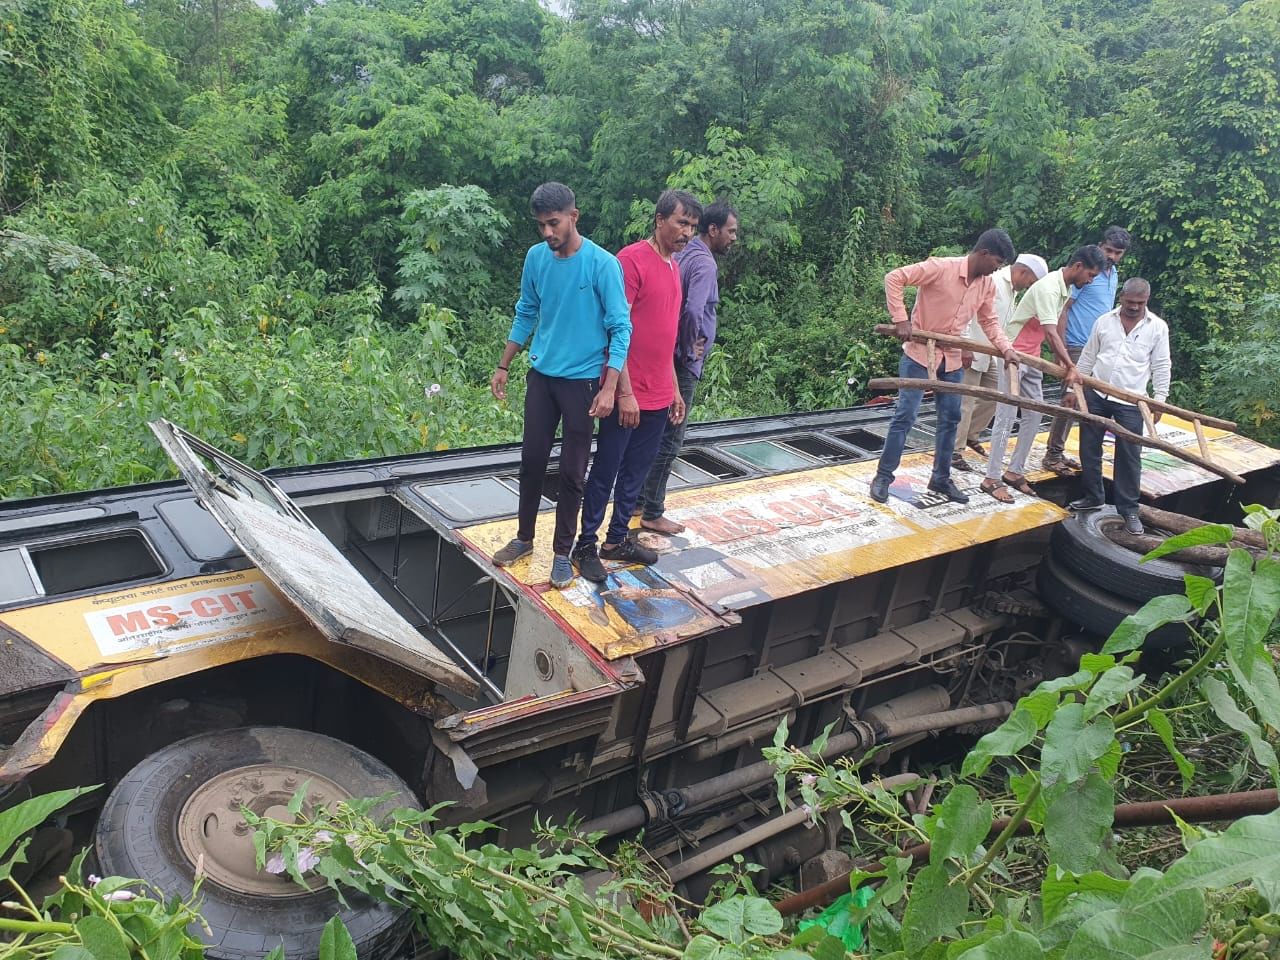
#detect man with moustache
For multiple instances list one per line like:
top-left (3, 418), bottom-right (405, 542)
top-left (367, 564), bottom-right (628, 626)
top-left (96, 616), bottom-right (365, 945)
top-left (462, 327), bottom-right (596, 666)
top-left (1042, 226), bottom-right (1132, 474)
top-left (1070, 278), bottom-right (1171, 535)
top-left (638, 200), bottom-right (739, 535)
top-left (870, 229), bottom-right (1021, 506)
top-left (489, 182), bottom-right (631, 589)
top-left (572, 190), bottom-right (701, 583)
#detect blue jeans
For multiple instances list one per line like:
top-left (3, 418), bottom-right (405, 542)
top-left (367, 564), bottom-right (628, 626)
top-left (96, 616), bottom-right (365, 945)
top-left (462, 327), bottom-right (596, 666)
top-left (578, 407), bottom-right (670, 547)
top-left (874, 353), bottom-right (964, 486)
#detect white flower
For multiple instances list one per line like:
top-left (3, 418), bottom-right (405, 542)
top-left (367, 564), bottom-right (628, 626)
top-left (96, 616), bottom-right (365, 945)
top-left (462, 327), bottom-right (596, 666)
top-left (314, 830), bottom-right (333, 843)
top-left (136, 216), bottom-right (145, 223)
top-left (87, 874), bottom-right (102, 886)
top-left (100, 352), bottom-right (111, 360)
top-left (846, 377), bottom-right (856, 386)
top-left (127, 198), bottom-right (138, 207)
top-left (265, 853), bottom-right (286, 875)
top-left (426, 383), bottom-right (442, 397)
top-left (297, 847), bottom-right (320, 872)
top-left (103, 890), bottom-right (136, 902)
top-left (800, 773), bottom-right (817, 787)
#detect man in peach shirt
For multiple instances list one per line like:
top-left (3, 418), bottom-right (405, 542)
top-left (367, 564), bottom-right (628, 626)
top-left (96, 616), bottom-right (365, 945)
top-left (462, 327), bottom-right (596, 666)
top-left (870, 229), bottom-right (1020, 505)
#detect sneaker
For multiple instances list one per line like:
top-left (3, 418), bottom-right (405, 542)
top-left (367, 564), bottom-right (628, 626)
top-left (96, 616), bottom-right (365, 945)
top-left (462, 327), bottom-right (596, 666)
top-left (550, 555), bottom-right (575, 588)
top-left (869, 476), bottom-right (891, 503)
top-left (600, 535), bottom-right (659, 566)
top-left (1121, 512), bottom-right (1144, 535)
top-left (927, 478), bottom-right (970, 504)
top-left (493, 538), bottom-right (533, 567)
top-left (1068, 497), bottom-right (1104, 512)
top-left (571, 543), bottom-right (608, 583)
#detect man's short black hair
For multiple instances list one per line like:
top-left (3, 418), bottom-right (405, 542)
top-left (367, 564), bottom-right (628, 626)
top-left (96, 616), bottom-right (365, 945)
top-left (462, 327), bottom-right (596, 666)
top-left (1101, 225), bottom-right (1132, 251)
top-left (656, 189), bottom-right (703, 222)
top-left (1070, 244), bottom-right (1109, 271)
top-left (699, 200), bottom-right (738, 234)
top-left (530, 182), bottom-right (575, 215)
top-left (973, 228), bottom-right (1015, 264)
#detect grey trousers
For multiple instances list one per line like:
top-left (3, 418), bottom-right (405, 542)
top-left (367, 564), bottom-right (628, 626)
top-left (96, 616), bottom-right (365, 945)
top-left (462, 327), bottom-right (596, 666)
top-left (1045, 345), bottom-right (1085, 461)
top-left (986, 363), bottom-right (1044, 481)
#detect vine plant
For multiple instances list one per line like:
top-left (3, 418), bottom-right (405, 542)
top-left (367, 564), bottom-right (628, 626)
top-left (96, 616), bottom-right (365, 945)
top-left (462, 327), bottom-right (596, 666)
top-left (766, 505), bottom-right (1280, 958)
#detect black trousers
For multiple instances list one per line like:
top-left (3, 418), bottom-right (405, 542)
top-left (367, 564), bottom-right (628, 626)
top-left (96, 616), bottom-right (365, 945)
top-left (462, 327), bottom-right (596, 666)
top-left (518, 368), bottom-right (598, 557)
top-left (1080, 389), bottom-right (1144, 517)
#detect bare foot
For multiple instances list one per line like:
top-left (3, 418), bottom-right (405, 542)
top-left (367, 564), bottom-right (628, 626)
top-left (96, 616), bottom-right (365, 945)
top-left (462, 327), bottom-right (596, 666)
top-left (641, 515), bottom-right (685, 535)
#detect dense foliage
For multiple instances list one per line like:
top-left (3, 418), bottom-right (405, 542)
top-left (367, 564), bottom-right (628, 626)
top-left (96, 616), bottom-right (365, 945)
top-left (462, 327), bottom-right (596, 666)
top-left (3, 0), bottom-right (1280, 496)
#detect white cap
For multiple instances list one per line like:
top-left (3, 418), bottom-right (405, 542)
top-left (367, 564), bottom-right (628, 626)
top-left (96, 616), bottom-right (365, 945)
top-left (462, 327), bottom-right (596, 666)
top-left (1015, 253), bottom-right (1049, 280)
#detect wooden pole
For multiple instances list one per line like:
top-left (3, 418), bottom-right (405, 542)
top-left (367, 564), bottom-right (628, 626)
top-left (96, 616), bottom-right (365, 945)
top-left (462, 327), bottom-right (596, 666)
top-left (1137, 400), bottom-right (1158, 438)
top-left (872, 325), bottom-right (1236, 431)
top-left (868, 377), bottom-right (1245, 485)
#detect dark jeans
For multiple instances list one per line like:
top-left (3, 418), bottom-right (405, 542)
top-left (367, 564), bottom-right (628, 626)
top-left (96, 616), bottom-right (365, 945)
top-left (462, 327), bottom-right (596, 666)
top-left (874, 353), bottom-right (964, 485)
top-left (579, 407), bottom-right (669, 548)
top-left (1080, 389), bottom-right (1144, 517)
top-left (640, 365), bottom-right (699, 520)
top-left (517, 368), bottom-right (598, 557)
top-left (1046, 345), bottom-right (1085, 460)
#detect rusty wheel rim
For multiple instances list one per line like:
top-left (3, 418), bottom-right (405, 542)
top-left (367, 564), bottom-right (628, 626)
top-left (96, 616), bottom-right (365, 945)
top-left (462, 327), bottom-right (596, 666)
top-left (176, 763), bottom-right (349, 898)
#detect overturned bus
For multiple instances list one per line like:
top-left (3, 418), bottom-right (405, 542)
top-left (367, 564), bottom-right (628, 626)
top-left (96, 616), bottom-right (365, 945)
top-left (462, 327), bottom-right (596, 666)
top-left (1, 403), bottom-right (1278, 960)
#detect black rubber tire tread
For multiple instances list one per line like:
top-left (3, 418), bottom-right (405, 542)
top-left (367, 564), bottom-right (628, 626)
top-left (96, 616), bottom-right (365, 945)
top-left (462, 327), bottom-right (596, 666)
top-left (1051, 506), bottom-right (1221, 604)
top-left (95, 727), bottom-right (417, 960)
top-left (1037, 554), bottom-right (1189, 650)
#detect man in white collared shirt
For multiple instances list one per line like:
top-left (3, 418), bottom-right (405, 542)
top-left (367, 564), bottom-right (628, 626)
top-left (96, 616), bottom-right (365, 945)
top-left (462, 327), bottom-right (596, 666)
top-left (1068, 278), bottom-right (1172, 534)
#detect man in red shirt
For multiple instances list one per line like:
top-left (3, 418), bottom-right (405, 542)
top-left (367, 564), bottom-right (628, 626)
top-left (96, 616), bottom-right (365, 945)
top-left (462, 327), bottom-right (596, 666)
top-left (573, 190), bottom-right (700, 582)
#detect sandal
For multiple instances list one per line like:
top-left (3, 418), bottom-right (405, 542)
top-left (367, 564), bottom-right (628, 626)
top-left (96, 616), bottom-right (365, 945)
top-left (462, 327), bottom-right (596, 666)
top-left (1040, 456), bottom-right (1079, 477)
top-left (966, 440), bottom-right (987, 457)
top-left (980, 478), bottom-right (1014, 503)
top-left (1002, 472), bottom-right (1035, 496)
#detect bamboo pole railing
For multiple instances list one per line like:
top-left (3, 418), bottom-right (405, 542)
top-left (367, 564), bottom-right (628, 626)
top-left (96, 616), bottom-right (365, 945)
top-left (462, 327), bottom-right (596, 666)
top-left (869, 325), bottom-right (1242, 484)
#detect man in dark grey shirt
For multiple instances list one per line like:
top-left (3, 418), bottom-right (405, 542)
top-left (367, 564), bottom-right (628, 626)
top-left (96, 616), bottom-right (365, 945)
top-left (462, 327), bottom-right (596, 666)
top-left (638, 201), bottom-right (739, 535)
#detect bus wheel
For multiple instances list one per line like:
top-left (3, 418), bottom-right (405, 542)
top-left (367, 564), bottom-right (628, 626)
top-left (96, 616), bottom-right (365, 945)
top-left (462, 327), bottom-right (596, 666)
top-left (95, 726), bottom-right (417, 960)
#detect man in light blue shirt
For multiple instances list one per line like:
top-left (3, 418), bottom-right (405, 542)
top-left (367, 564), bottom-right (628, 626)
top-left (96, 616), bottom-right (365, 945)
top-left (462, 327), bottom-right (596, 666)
top-left (489, 182), bottom-right (632, 587)
top-left (1043, 226), bottom-right (1131, 473)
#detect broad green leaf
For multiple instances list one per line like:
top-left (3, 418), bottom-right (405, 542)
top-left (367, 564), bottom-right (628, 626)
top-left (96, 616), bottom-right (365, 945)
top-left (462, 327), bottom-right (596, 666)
top-left (0, 786), bottom-right (94, 860)
top-left (1019, 690), bottom-right (1060, 728)
top-left (867, 902), bottom-right (903, 954)
top-left (1101, 595), bottom-right (1192, 655)
top-left (956, 930), bottom-right (1046, 960)
top-left (262, 948), bottom-right (285, 960)
top-left (1035, 669), bottom-right (1093, 695)
top-left (1220, 553), bottom-right (1280, 731)
top-left (1201, 676), bottom-right (1279, 784)
top-left (286, 780), bottom-right (311, 818)
top-left (929, 784), bottom-right (993, 866)
top-left (1041, 703), bottom-right (1115, 786)
top-left (318, 915), bottom-right (357, 960)
top-left (962, 708), bottom-right (1038, 778)
top-left (1183, 575), bottom-right (1218, 617)
top-left (1140, 523), bottom-right (1233, 561)
top-left (75, 915), bottom-right (131, 960)
top-left (901, 864), bottom-right (970, 954)
top-left (50, 948), bottom-right (97, 960)
top-left (1044, 773), bottom-right (1114, 874)
top-left (1160, 805), bottom-right (1280, 892)
top-left (1010, 771), bottom-right (1047, 829)
top-left (740, 896), bottom-right (783, 936)
top-left (1080, 653), bottom-right (1117, 674)
top-left (1063, 876), bottom-right (1206, 960)
top-left (685, 934), bottom-right (724, 960)
top-left (1083, 666), bottom-right (1143, 720)
top-left (699, 895), bottom-right (779, 944)
top-left (1041, 868), bottom-right (1129, 923)
top-left (1146, 708), bottom-right (1195, 789)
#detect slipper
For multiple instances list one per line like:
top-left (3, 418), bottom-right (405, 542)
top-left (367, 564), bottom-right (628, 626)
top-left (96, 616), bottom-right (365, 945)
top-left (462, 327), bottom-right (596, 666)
top-left (980, 478), bottom-right (1014, 503)
top-left (1041, 457), bottom-right (1079, 477)
top-left (1002, 472), bottom-right (1035, 496)
top-left (966, 441), bottom-right (987, 456)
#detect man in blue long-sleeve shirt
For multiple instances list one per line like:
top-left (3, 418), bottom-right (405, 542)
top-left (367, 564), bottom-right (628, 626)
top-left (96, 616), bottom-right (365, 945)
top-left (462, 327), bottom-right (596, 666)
top-left (489, 183), bottom-right (632, 588)
top-left (638, 201), bottom-right (739, 534)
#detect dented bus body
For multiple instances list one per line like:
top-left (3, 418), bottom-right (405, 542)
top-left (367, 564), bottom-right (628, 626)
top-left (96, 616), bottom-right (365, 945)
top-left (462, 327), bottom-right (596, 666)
top-left (2, 402), bottom-right (1278, 958)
